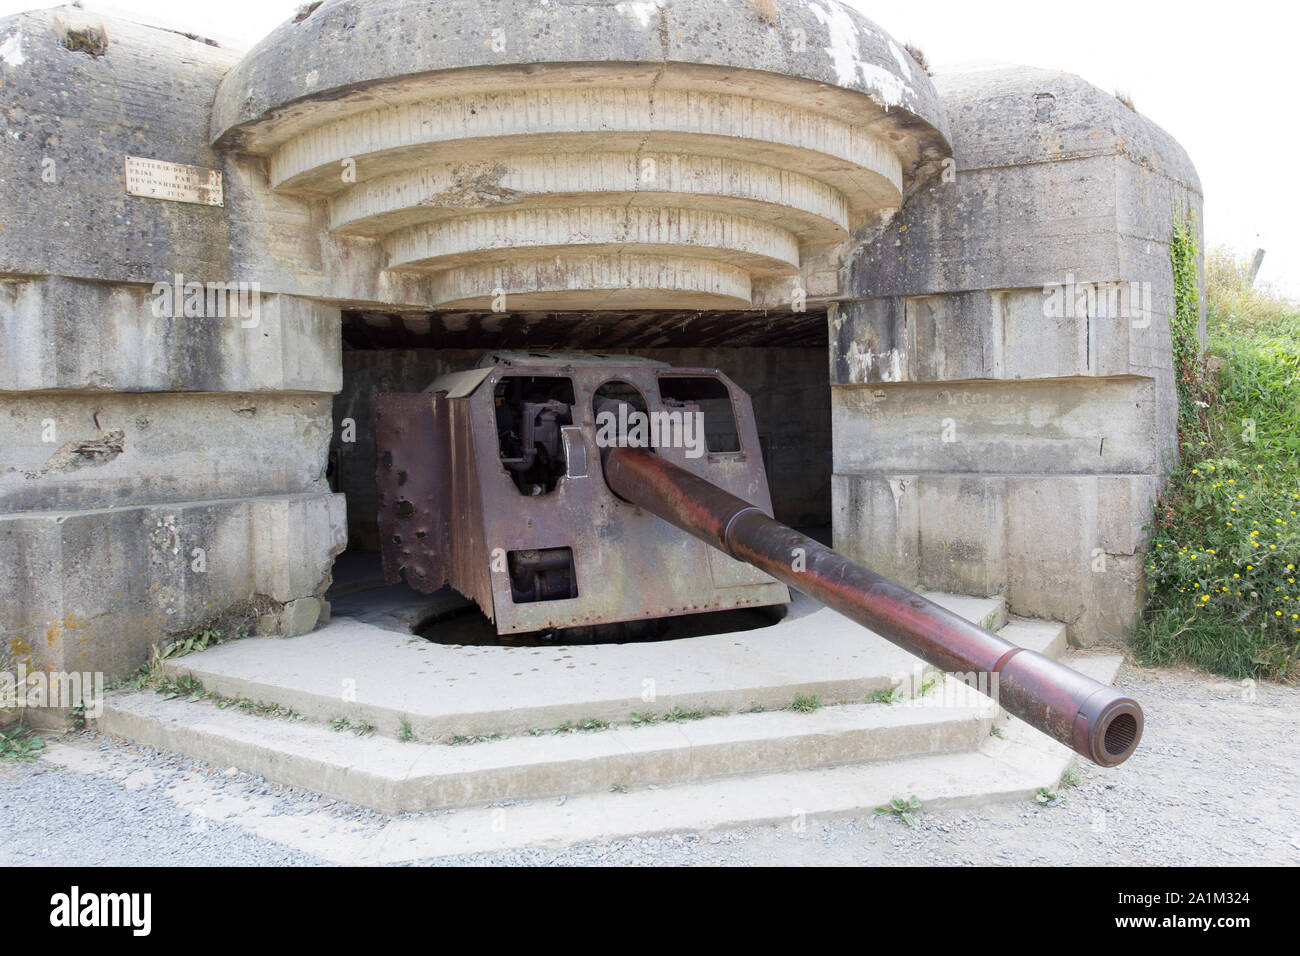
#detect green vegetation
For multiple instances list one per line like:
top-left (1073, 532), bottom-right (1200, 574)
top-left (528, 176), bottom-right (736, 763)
top-left (875, 795), bottom-right (922, 828)
top-left (525, 717), bottom-right (611, 738)
top-left (137, 658), bottom-right (306, 723)
top-left (329, 717), bottom-right (374, 736)
top-left (630, 706), bottom-right (722, 727)
top-left (120, 625), bottom-right (238, 692)
top-left (787, 694), bottom-right (821, 713)
top-left (156, 673), bottom-right (204, 701)
top-left (449, 732), bottom-right (504, 745)
top-left (1136, 240), bottom-right (1300, 680)
top-left (557, 717), bottom-right (612, 733)
top-left (0, 726), bottom-right (46, 760)
top-left (1034, 786), bottom-right (1066, 807)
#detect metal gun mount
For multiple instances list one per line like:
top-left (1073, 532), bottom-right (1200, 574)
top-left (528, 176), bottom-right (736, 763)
top-left (376, 352), bottom-right (1143, 766)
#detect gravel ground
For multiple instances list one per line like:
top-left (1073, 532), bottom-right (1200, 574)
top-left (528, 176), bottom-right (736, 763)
top-left (1, 662), bottom-right (1296, 866)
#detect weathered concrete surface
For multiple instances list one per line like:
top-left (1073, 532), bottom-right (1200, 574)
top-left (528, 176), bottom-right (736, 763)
top-left (831, 65), bottom-right (1201, 646)
top-left (0, 8), bottom-right (238, 284)
top-left (850, 65), bottom-right (1202, 297)
top-left (1, 392), bottom-right (333, 512)
top-left (0, 9), bottom-right (347, 684)
top-left (96, 690), bottom-right (995, 814)
top-left (212, 0), bottom-right (950, 152)
top-left (155, 592), bottom-right (1006, 741)
top-left (831, 288), bottom-right (1178, 386)
top-left (0, 493), bottom-right (346, 680)
top-left (834, 472), bottom-right (1156, 641)
top-left (0, 280), bottom-right (341, 393)
top-left (91, 598), bottom-right (1087, 824)
top-left (200, 0), bottom-right (952, 311)
top-left (74, 649), bottom-right (1104, 854)
top-left (832, 377), bottom-right (1159, 476)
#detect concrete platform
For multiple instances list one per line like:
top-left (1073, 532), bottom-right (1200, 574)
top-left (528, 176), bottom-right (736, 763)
top-left (97, 683), bottom-right (998, 814)
top-left (153, 592), bottom-right (1007, 740)
top-left (92, 652), bottom-right (1123, 857)
top-left (89, 590), bottom-right (1122, 851)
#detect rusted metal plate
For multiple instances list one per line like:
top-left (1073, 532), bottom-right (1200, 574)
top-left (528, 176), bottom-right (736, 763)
top-left (376, 355), bottom-right (789, 634)
top-left (374, 392), bottom-right (452, 593)
top-left (470, 360), bottom-right (788, 633)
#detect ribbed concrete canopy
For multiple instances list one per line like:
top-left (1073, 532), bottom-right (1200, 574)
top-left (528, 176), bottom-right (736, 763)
top-left (212, 0), bottom-right (951, 310)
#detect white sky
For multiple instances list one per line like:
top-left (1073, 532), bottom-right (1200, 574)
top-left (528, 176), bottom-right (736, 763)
top-left (2, 0), bottom-right (1295, 297)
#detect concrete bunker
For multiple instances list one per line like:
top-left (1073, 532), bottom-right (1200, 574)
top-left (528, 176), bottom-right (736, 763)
top-left (0, 0), bottom-right (1203, 697)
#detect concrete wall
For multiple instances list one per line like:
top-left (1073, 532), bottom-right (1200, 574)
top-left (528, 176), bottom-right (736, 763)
top-left (0, 10), bottom-right (345, 683)
top-left (832, 67), bottom-right (1203, 646)
top-left (333, 345), bottom-right (831, 551)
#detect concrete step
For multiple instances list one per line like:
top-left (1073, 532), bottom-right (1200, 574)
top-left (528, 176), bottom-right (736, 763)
top-left (95, 652), bottom-right (1123, 858)
top-left (94, 593), bottom-right (1067, 818)
top-left (156, 591), bottom-right (1007, 741)
top-left (997, 617), bottom-right (1068, 661)
top-left (96, 679), bottom-right (998, 814)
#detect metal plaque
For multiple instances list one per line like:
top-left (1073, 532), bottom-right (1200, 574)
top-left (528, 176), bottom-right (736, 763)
top-left (124, 155), bottom-right (223, 206)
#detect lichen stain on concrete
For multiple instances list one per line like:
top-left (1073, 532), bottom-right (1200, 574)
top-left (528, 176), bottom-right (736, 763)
top-left (8, 636), bottom-right (32, 664)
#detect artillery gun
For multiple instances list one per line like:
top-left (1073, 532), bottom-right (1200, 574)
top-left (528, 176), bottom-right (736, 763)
top-left (376, 352), bottom-right (1143, 767)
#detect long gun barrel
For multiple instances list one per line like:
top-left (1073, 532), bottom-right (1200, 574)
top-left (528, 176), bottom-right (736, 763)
top-left (603, 445), bottom-right (1144, 767)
